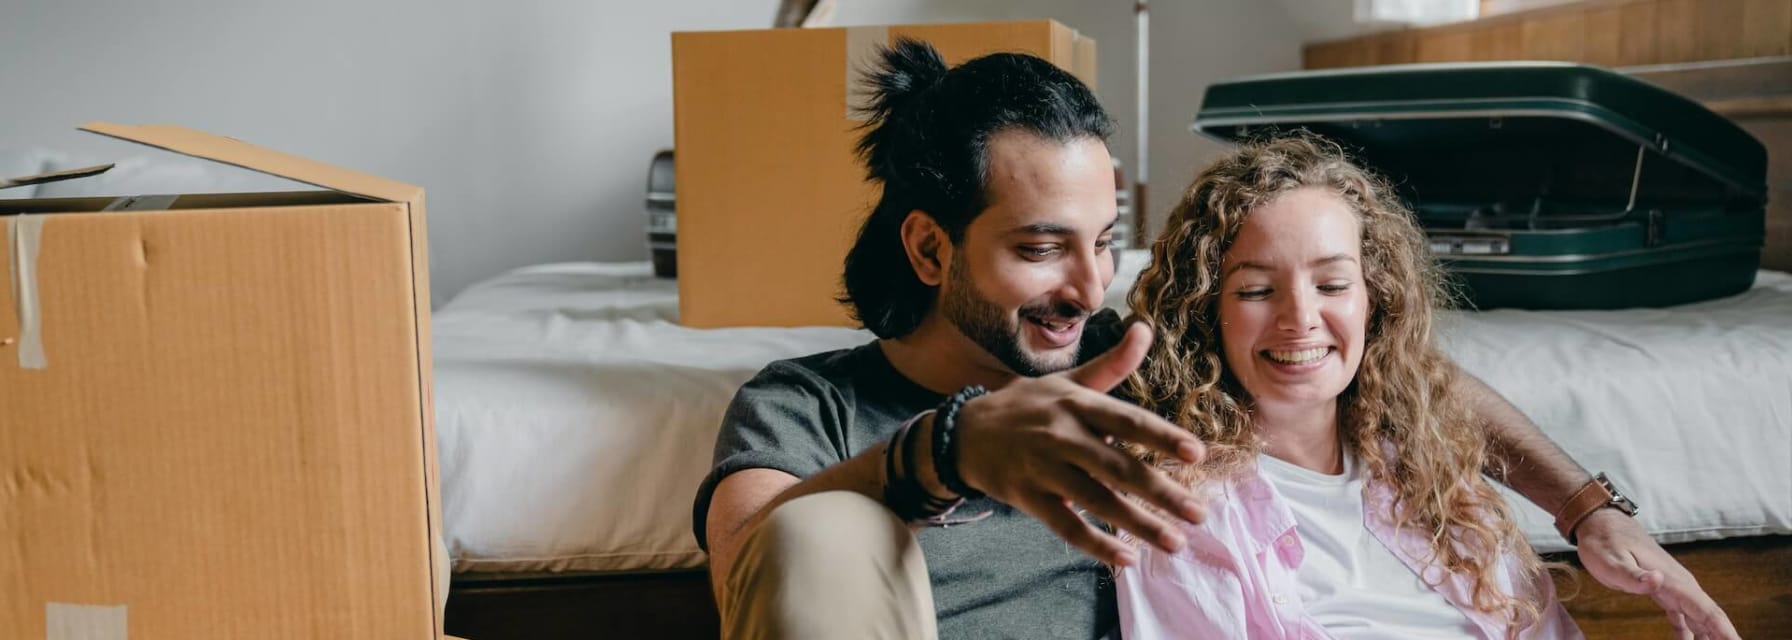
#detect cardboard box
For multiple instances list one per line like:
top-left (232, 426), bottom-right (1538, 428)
top-left (672, 20), bottom-right (1097, 328)
top-left (0, 124), bottom-right (444, 638)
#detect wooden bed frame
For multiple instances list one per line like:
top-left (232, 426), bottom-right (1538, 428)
top-left (444, 534), bottom-right (1792, 639)
top-left (445, 569), bottom-right (718, 639)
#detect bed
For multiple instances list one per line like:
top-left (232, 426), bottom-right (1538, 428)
top-left (436, 250), bottom-right (1792, 640)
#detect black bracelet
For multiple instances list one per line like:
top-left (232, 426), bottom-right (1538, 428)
top-left (931, 385), bottom-right (989, 500)
top-left (883, 415), bottom-right (961, 521)
top-left (882, 420), bottom-right (906, 513)
top-left (902, 413), bottom-right (961, 513)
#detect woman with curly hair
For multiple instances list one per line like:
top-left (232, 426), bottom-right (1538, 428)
top-left (1114, 134), bottom-right (1580, 639)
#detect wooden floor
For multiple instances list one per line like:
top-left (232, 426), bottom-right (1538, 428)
top-left (444, 535), bottom-right (1792, 639)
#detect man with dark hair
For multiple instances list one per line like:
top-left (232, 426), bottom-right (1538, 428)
top-left (693, 39), bottom-right (1730, 640)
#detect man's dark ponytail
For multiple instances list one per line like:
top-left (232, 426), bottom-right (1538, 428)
top-left (854, 38), bottom-right (949, 187)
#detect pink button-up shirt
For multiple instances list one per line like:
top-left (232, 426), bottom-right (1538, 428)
top-left (1117, 463), bottom-right (1581, 639)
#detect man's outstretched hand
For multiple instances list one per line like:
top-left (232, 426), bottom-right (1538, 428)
top-left (950, 322), bottom-right (1207, 566)
top-left (1575, 510), bottom-right (1740, 640)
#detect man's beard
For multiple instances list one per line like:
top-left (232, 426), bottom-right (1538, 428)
top-left (939, 257), bottom-right (1084, 377)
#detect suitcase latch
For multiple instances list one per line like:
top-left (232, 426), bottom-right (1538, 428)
top-left (1428, 235), bottom-right (1510, 256)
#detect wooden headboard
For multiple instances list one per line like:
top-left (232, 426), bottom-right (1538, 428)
top-left (1303, 0), bottom-right (1789, 70)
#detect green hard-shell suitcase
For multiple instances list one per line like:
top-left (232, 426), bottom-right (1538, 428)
top-left (1193, 62), bottom-right (1768, 310)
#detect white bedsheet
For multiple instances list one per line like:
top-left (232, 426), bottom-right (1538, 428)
top-left (434, 263), bottom-right (867, 572)
top-left (1442, 272), bottom-right (1792, 552)
top-left (434, 257), bottom-right (1792, 573)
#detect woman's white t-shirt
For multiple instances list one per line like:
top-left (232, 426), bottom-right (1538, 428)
top-left (1257, 451), bottom-right (1482, 639)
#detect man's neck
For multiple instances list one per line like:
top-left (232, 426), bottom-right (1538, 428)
top-left (1255, 400), bottom-right (1344, 475)
top-left (879, 313), bottom-right (1018, 395)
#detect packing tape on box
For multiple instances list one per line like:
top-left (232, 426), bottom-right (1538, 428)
top-left (844, 25), bottom-right (888, 121)
top-left (46, 603), bottom-right (127, 640)
top-left (102, 195), bottom-right (179, 212)
top-left (6, 214), bottom-right (47, 370)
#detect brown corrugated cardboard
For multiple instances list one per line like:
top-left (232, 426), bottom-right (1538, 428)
top-left (672, 20), bottom-right (1098, 328)
top-left (1073, 30), bottom-right (1098, 87)
top-left (0, 123), bottom-right (442, 638)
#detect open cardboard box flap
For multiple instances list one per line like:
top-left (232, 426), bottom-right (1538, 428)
top-left (74, 122), bottom-right (423, 204)
top-left (1, 123), bottom-right (422, 207)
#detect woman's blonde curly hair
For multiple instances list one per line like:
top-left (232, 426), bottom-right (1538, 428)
top-left (1122, 133), bottom-right (1548, 631)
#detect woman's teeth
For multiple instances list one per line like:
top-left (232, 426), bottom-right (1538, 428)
top-left (1265, 347), bottom-right (1328, 364)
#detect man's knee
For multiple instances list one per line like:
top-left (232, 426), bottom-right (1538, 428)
top-left (723, 491), bottom-right (936, 640)
top-left (728, 491), bottom-right (919, 596)
top-left (753, 491), bottom-right (912, 562)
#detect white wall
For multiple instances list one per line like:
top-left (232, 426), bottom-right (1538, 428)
top-left (1277, 0), bottom-right (1478, 43)
top-left (1150, 1), bottom-right (1304, 232)
top-left (0, 0), bottom-right (1303, 303)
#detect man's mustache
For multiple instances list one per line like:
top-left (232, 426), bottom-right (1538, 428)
top-left (1019, 300), bottom-right (1089, 322)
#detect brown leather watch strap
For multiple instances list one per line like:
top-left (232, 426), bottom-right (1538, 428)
top-left (1554, 476), bottom-right (1616, 544)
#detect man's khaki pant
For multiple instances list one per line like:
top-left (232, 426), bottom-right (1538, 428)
top-left (720, 491), bottom-right (939, 640)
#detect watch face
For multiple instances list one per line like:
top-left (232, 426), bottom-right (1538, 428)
top-left (1597, 473), bottom-right (1640, 516)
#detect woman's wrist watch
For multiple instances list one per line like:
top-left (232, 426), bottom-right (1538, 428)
top-left (1553, 472), bottom-right (1640, 545)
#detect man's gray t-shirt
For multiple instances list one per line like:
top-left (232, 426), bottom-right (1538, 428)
top-left (691, 340), bottom-right (1118, 639)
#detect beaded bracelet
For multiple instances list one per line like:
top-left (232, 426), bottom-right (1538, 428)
top-left (930, 385), bottom-right (989, 500)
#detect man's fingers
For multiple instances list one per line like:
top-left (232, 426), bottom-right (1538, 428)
top-left (1648, 568), bottom-right (1740, 640)
top-left (1706, 611), bottom-right (1742, 640)
top-left (1066, 393), bottom-right (1204, 464)
top-left (1064, 321), bottom-right (1151, 393)
top-left (1707, 605), bottom-right (1741, 640)
top-left (1582, 534), bottom-right (1740, 640)
top-left (1689, 604), bottom-right (1742, 640)
top-left (1051, 467), bottom-right (1185, 553)
top-left (1064, 441), bottom-right (1206, 523)
top-left (1665, 611), bottom-right (1693, 640)
top-left (1661, 583), bottom-right (1740, 640)
top-left (1017, 491), bottom-right (1135, 566)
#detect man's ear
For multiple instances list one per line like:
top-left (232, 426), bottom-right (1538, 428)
top-left (899, 210), bottom-right (949, 287)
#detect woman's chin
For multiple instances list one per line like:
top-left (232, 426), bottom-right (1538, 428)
top-left (1245, 381), bottom-right (1351, 412)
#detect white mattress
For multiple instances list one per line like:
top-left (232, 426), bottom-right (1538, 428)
top-left (433, 263), bottom-right (867, 572)
top-left (433, 254), bottom-right (1792, 573)
top-left (1442, 272), bottom-right (1792, 552)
